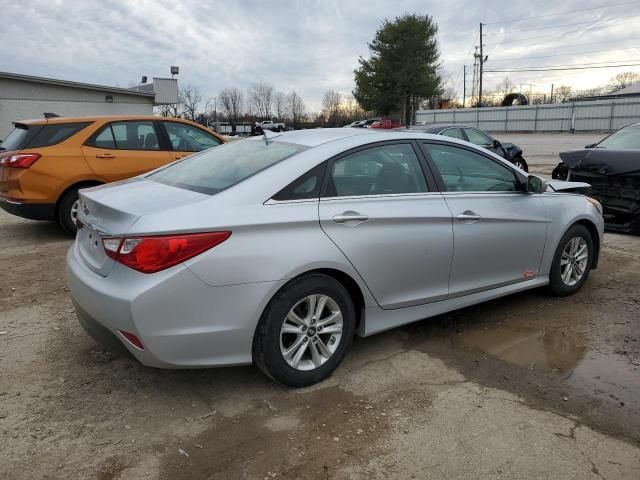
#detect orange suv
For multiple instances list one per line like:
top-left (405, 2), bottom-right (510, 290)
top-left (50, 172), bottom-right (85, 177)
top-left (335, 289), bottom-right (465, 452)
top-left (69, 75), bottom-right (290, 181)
top-left (0, 115), bottom-right (225, 234)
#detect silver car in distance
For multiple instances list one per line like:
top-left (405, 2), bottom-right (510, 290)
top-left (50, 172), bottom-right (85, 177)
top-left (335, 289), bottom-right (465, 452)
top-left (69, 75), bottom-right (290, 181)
top-left (66, 128), bottom-right (604, 387)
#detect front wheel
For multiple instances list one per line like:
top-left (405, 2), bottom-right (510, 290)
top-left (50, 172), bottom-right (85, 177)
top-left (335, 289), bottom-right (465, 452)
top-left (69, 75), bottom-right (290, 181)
top-left (548, 224), bottom-right (593, 296)
top-left (253, 274), bottom-right (355, 387)
top-left (513, 155), bottom-right (528, 172)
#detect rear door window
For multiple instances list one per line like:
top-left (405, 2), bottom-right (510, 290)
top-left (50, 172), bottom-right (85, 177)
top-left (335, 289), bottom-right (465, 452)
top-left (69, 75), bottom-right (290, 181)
top-left (87, 121), bottom-right (161, 150)
top-left (324, 143), bottom-right (428, 197)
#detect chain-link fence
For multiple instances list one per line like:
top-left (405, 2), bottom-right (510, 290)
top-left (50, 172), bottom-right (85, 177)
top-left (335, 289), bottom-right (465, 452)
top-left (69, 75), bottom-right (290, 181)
top-left (416, 97), bottom-right (640, 133)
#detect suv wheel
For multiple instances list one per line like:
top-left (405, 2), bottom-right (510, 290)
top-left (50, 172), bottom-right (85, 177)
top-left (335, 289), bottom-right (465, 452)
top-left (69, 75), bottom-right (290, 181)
top-left (57, 187), bottom-right (80, 236)
top-left (253, 274), bottom-right (355, 387)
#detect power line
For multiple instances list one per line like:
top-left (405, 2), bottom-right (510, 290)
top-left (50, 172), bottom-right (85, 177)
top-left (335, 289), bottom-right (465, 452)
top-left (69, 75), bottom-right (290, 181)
top-left (486, 14), bottom-right (640, 35)
top-left (489, 47), bottom-right (640, 63)
top-left (483, 1), bottom-right (640, 25)
top-left (485, 63), bottom-right (640, 73)
top-left (489, 59), bottom-right (640, 70)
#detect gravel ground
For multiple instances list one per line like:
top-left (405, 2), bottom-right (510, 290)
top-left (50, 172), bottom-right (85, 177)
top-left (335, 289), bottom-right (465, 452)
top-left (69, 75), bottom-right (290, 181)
top-left (1, 205), bottom-right (639, 479)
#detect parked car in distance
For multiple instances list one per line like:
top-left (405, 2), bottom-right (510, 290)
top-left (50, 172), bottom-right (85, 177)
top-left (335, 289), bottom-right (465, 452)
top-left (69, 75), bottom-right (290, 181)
top-left (552, 122), bottom-right (640, 233)
top-left (344, 121), bottom-right (366, 128)
top-left (67, 128), bottom-right (603, 387)
top-left (369, 119), bottom-right (403, 129)
top-left (401, 124), bottom-right (528, 171)
top-left (362, 118), bottom-right (381, 128)
top-left (0, 115), bottom-right (225, 234)
top-left (260, 120), bottom-right (286, 132)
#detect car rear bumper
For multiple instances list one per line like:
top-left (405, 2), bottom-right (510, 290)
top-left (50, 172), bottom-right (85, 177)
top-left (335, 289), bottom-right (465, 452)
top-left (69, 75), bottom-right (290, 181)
top-left (0, 196), bottom-right (55, 221)
top-left (66, 242), bottom-right (284, 368)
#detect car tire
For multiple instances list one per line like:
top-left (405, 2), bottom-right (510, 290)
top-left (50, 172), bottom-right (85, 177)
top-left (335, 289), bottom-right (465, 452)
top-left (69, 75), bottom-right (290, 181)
top-left (57, 187), bottom-right (80, 236)
top-left (253, 273), bottom-right (356, 387)
top-left (548, 224), bottom-right (593, 297)
top-left (513, 155), bottom-right (528, 172)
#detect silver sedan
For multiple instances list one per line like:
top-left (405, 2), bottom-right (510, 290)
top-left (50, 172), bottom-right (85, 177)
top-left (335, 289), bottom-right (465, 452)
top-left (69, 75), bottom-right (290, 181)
top-left (66, 129), bottom-right (604, 386)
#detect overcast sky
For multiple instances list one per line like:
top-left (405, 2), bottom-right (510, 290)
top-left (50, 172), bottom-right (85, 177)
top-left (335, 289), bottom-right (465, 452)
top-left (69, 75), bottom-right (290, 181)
top-left (2, 0), bottom-right (639, 111)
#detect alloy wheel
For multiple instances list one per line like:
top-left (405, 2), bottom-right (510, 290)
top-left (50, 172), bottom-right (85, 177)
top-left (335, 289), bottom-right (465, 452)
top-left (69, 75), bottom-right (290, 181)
top-left (70, 199), bottom-right (80, 225)
top-left (560, 237), bottom-right (589, 286)
top-left (279, 294), bottom-right (343, 371)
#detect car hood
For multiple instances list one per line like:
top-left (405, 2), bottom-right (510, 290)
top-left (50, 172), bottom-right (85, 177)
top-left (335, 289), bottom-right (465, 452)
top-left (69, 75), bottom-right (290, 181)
top-left (559, 149), bottom-right (640, 176)
top-left (546, 180), bottom-right (591, 193)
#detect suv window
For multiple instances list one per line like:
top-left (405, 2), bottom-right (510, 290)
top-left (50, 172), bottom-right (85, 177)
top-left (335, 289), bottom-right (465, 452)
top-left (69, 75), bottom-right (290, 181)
top-left (149, 138), bottom-right (307, 195)
top-left (440, 128), bottom-right (465, 140)
top-left (273, 162), bottom-right (327, 201)
top-left (1, 122), bottom-right (90, 150)
top-left (87, 121), bottom-right (160, 150)
top-left (163, 122), bottom-right (220, 152)
top-left (463, 128), bottom-right (493, 146)
top-left (424, 143), bottom-right (520, 192)
top-left (324, 144), bottom-right (428, 197)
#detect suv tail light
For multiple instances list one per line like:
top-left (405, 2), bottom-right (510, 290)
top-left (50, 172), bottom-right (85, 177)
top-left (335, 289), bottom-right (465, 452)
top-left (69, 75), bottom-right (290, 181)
top-left (0, 153), bottom-right (41, 169)
top-left (102, 231), bottom-right (231, 274)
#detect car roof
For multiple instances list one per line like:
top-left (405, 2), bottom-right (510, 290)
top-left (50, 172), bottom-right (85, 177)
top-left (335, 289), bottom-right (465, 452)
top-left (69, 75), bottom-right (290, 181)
top-left (271, 127), bottom-right (377, 147)
top-left (402, 124), bottom-right (473, 133)
top-left (15, 115), bottom-right (200, 126)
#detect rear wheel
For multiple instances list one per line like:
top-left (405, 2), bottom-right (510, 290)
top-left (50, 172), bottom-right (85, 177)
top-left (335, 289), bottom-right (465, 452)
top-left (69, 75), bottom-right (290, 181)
top-left (513, 155), bottom-right (528, 172)
top-left (253, 274), bottom-right (355, 387)
top-left (57, 187), bottom-right (80, 236)
top-left (548, 224), bottom-right (593, 296)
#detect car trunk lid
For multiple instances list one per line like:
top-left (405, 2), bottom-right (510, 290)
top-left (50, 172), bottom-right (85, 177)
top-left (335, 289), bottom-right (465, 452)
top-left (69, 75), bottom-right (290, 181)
top-left (76, 178), bottom-right (210, 276)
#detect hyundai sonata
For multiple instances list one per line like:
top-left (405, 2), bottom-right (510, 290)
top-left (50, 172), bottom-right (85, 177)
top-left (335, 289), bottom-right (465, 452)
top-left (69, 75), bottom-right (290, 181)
top-left (67, 129), bottom-right (604, 386)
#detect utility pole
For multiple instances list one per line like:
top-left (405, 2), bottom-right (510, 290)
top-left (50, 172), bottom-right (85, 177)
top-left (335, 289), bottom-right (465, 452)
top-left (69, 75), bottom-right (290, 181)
top-left (550, 84), bottom-right (554, 104)
top-left (479, 22), bottom-right (484, 106)
top-left (463, 65), bottom-right (467, 108)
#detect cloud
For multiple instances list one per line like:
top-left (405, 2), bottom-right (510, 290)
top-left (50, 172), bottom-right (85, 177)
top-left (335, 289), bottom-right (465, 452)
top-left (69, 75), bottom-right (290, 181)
top-left (0, 0), bottom-right (638, 110)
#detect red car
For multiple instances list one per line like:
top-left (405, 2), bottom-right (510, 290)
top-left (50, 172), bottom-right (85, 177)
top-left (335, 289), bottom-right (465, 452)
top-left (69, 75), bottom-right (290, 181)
top-left (369, 119), bottom-right (403, 129)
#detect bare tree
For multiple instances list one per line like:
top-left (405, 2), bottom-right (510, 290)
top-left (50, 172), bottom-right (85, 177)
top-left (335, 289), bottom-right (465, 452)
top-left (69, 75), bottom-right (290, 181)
top-left (555, 85), bottom-right (573, 103)
top-left (158, 102), bottom-right (181, 117)
top-left (248, 82), bottom-right (274, 119)
top-left (180, 85), bottom-right (203, 121)
top-left (273, 91), bottom-right (288, 121)
top-left (322, 89), bottom-right (342, 126)
top-left (287, 91), bottom-right (306, 129)
top-left (608, 71), bottom-right (640, 92)
top-left (495, 77), bottom-right (516, 99)
top-left (219, 87), bottom-right (244, 124)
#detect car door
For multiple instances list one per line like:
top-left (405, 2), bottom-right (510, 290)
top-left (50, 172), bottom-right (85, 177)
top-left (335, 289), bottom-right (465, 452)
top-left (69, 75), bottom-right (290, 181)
top-left (160, 121), bottom-right (222, 161)
top-left (421, 141), bottom-right (548, 298)
top-left (81, 120), bottom-right (171, 182)
top-left (318, 141), bottom-right (453, 309)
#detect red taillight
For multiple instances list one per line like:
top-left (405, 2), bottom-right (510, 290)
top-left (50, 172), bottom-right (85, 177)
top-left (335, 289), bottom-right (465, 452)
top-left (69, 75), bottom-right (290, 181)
top-left (0, 153), bottom-right (41, 169)
top-left (102, 231), bottom-right (231, 274)
top-left (118, 330), bottom-right (144, 350)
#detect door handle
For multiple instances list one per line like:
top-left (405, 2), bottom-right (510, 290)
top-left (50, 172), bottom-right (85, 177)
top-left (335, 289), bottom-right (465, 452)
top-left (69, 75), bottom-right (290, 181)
top-left (456, 210), bottom-right (481, 222)
top-left (95, 153), bottom-right (115, 159)
top-left (332, 211), bottom-right (369, 224)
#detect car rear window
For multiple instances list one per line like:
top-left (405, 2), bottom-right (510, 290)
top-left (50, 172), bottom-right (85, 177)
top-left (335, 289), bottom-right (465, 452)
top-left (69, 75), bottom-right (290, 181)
top-left (0, 122), bottom-right (90, 151)
top-left (149, 138), bottom-right (308, 195)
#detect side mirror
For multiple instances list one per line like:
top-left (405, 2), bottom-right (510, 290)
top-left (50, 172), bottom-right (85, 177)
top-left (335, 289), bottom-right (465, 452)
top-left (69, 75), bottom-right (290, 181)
top-left (585, 143), bottom-right (596, 148)
top-left (526, 175), bottom-right (547, 194)
top-left (493, 139), bottom-right (501, 148)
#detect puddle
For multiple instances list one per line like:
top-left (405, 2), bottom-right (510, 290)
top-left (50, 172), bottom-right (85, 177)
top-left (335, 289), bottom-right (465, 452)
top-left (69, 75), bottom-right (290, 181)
top-left (457, 324), bottom-right (639, 408)
top-left (459, 325), bottom-right (587, 372)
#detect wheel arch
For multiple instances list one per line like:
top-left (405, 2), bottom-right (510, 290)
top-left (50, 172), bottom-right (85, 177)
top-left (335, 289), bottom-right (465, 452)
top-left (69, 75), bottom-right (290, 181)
top-left (574, 219), bottom-right (601, 269)
top-left (54, 180), bottom-right (103, 218)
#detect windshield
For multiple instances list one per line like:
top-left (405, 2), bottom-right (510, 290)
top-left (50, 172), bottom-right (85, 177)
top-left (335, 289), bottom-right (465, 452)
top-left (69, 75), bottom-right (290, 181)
top-left (149, 138), bottom-right (308, 195)
top-left (597, 125), bottom-right (640, 150)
